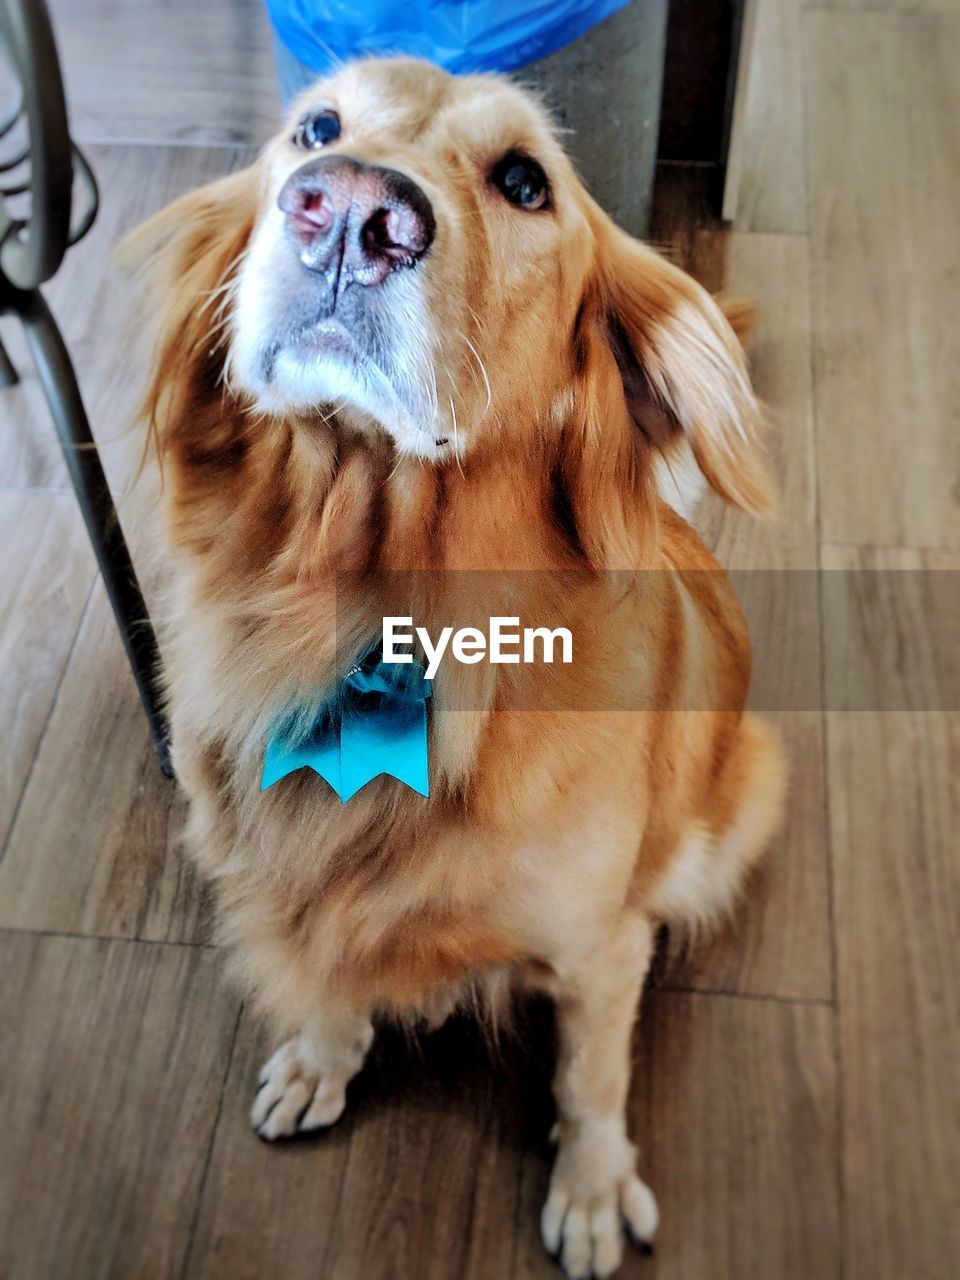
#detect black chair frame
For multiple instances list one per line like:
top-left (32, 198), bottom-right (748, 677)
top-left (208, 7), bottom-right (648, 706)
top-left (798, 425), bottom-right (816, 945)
top-left (0, 0), bottom-right (171, 774)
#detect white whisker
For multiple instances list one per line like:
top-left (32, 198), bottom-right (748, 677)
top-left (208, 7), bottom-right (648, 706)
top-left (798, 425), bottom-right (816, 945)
top-left (448, 396), bottom-right (465, 478)
top-left (462, 335), bottom-right (492, 418)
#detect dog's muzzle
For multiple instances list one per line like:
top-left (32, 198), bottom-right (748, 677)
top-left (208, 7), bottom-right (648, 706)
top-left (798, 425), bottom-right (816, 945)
top-left (278, 155), bottom-right (436, 301)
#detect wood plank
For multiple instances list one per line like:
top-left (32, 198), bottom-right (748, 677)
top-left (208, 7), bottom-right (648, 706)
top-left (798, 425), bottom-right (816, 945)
top-left (630, 993), bottom-right (839, 1280)
top-left (0, 493), bottom-right (94, 849)
top-left (0, 143), bottom-right (255, 493)
top-left (721, 0), bottom-right (760, 223)
top-left (804, 12), bottom-right (960, 547)
top-left (187, 993), bottom-right (838, 1280)
top-left (0, 932), bottom-right (239, 1280)
top-left (724, 0), bottom-right (807, 232)
top-left (702, 232), bottom-right (818, 568)
top-left (185, 1007), bottom-right (551, 1280)
top-left (0, 320), bottom-right (69, 489)
top-left (662, 233), bottom-right (832, 1001)
top-left (0, 146), bottom-right (255, 940)
top-left (73, 144), bottom-right (257, 503)
top-left (522, 997), bottom-right (833, 1280)
top-left (50, 0), bottom-right (281, 147)
top-left (0, 575), bottom-right (207, 942)
top-left (656, 707), bottom-right (830, 1002)
top-left (822, 545), bottom-right (960, 1280)
top-left (515, 994), bottom-right (840, 1278)
top-left (801, 0), bottom-right (960, 13)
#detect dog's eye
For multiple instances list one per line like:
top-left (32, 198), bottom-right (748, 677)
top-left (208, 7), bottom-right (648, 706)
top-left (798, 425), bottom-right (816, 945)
top-left (491, 151), bottom-right (550, 211)
top-left (294, 109), bottom-right (341, 150)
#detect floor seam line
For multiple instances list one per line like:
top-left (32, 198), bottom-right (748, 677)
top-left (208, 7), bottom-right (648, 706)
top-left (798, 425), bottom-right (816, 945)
top-left (0, 924), bottom-right (217, 949)
top-left (799, 7), bottom-right (846, 1274)
top-left (178, 1001), bottom-right (244, 1280)
top-left (0, 573), bottom-right (97, 869)
top-left (654, 984), bottom-right (835, 1009)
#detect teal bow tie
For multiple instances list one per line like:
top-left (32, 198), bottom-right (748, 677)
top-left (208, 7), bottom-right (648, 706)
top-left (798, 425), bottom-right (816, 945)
top-left (261, 647), bottom-right (431, 801)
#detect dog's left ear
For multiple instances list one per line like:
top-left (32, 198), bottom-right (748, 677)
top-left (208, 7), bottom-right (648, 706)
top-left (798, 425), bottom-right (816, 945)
top-left (119, 167), bottom-right (260, 462)
top-left (599, 224), bottom-right (774, 515)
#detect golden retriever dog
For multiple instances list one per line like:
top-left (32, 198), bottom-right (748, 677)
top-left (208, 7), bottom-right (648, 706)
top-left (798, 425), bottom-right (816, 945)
top-left (134, 57), bottom-right (785, 1279)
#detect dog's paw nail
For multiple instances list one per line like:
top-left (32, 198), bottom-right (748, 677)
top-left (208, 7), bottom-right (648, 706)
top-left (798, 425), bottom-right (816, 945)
top-left (540, 1185), bottom-right (569, 1256)
top-left (298, 1083), bottom-right (346, 1131)
top-left (558, 1202), bottom-right (592, 1279)
top-left (252, 1031), bottom-right (372, 1140)
top-left (621, 1174), bottom-right (659, 1245)
top-left (588, 1203), bottom-right (623, 1278)
top-left (625, 1227), bottom-right (654, 1255)
top-left (542, 1161), bottom-right (658, 1277)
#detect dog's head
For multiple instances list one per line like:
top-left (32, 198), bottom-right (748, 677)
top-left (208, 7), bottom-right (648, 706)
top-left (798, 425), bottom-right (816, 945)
top-left (138, 58), bottom-right (771, 564)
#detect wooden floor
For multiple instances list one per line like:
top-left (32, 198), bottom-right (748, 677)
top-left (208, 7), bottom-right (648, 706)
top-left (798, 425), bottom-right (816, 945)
top-left (2, 2), bottom-right (958, 1277)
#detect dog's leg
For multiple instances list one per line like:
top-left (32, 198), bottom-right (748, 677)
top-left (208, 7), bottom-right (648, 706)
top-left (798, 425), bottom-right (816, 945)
top-left (542, 913), bottom-right (658, 1280)
top-left (251, 1009), bottom-right (374, 1141)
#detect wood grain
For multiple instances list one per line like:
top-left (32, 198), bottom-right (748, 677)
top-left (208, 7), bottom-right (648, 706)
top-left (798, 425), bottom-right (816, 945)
top-left (0, 932), bottom-right (239, 1280)
top-left (0, 320), bottom-right (70, 489)
top-left (187, 992), bottom-right (838, 1280)
top-left (0, 146), bottom-right (254, 941)
top-left (704, 232), bottom-right (818, 569)
top-left (0, 493), bottom-right (94, 850)
top-left (185, 1007), bottom-right (553, 1280)
top-left (633, 992), bottom-right (839, 1280)
top-left (822, 545), bottom-right (960, 1280)
top-left (724, 0), bottom-right (807, 232)
top-left (661, 233), bottom-right (832, 1001)
top-left (802, 0), bottom-right (960, 12)
top-left (721, 0), bottom-right (760, 223)
top-left (0, 576), bottom-right (208, 943)
top-left (63, 144), bottom-right (257, 501)
top-left (0, 144), bottom-right (256, 493)
top-left (512, 991), bottom-right (837, 1279)
top-left (804, 12), bottom-right (960, 548)
top-left (49, 0), bottom-right (281, 147)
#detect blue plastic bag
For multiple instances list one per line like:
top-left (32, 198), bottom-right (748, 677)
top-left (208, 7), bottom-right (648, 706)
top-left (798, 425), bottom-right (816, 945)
top-left (266, 0), bottom-right (631, 77)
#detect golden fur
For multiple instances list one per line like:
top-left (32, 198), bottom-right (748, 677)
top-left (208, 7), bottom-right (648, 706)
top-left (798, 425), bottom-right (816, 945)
top-left (132, 58), bottom-right (785, 1278)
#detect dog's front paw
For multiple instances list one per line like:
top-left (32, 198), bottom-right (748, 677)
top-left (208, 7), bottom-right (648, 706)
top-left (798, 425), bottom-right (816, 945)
top-left (251, 1024), bottom-right (373, 1141)
top-left (541, 1122), bottom-right (658, 1279)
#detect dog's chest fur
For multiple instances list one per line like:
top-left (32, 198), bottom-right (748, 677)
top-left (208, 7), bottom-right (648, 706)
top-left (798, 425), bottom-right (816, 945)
top-left (158, 429), bottom-right (739, 1019)
top-left (166, 559), bottom-right (653, 1015)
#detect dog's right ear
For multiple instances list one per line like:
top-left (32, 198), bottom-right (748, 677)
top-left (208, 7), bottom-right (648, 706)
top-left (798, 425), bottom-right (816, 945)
top-left (120, 167), bottom-right (260, 456)
top-left (121, 166), bottom-right (259, 298)
top-left (595, 219), bottom-right (775, 517)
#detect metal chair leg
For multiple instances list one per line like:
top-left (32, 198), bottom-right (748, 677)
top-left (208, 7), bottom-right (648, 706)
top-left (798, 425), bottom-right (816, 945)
top-left (0, 332), bottom-right (18, 385)
top-left (17, 286), bottom-right (173, 776)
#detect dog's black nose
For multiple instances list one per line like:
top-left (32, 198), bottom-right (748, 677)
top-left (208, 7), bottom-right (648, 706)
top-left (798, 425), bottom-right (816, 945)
top-left (278, 155), bottom-right (436, 287)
